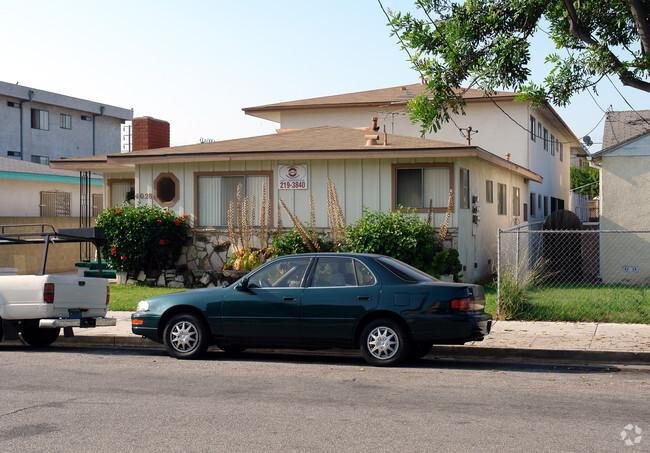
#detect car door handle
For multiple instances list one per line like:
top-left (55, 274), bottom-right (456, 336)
top-left (358, 296), bottom-right (371, 300)
top-left (284, 296), bottom-right (296, 301)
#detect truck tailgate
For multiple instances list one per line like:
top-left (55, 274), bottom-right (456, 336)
top-left (0, 274), bottom-right (109, 320)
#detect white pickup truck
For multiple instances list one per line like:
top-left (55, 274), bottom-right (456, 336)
top-left (0, 224), bottom-right (116, 347)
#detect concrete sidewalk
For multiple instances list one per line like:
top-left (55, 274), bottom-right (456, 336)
top-left (42, 311), bottom-right (650, 365)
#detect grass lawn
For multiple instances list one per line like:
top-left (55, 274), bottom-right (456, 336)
top-left (482, 281), bottom-right (650, 324)
top-left (110, 281), bottom-right (650, 324)
top-left (109, 284), bottom-right (188, 311)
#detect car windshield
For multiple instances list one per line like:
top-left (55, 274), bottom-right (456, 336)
top-left (375, 256), bottom-right (437, 283)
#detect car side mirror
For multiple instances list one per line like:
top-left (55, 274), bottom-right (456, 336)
top-left (235, 277), bottom-right (249, 291)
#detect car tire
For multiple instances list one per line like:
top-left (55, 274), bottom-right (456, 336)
top-left (163, 313), bottom-right (209, 359)
top-left (360, 319), bottom-right (410, 366)
top-left (20, 322), bottom-right (60, 347)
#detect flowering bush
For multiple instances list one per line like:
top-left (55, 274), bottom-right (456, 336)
top-left (96, 204), bottom-right (191, 273)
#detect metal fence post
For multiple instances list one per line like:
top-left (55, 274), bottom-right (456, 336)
top-left (497, 228), bottom-right (501, 319)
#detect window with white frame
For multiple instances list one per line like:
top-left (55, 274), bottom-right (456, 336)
top-left (537, 122), bottom-right (542, 143)
top-left (60, 113), bottom-right (71, 130)
top-left (31, 109), bottom-right (49, 130)
top-left (530, 193), bottom-right (536, 217)
top-left (460, 168), bottom-right (470, 209)
top-left (497, 183), bottom-right (507, 215)
top-left (551, 134), bottom-right (556, 156)
top-left (393, 164), bottom-right (453, 212)
top-left (530, 115), bottom-right (536, 142)
top-left (543, 128), bottom-right (548, 151)
top-left (197, 173), bottom-right (270, 227)
top-left (486, 180), bottom-right (494, 203)
top-left (31, 155), bottom-right (49, 165)
top-left (544, 196), bottom-right (549, 216)
top-left (559, 142), bottom-right (564, 162)
top-left (513, 187), bottom-right (521, 216)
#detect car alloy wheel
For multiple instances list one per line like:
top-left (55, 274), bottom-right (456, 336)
top-left (367, 326), bottom-right (399, 360)
top-left (170, 321), bottom-right (198, 352)
top-left (360, 319), bottom-right (410, 366)
top-left (163, 313), bottom-right (209, 359)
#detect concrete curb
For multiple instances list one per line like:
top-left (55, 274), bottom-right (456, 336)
top-left (51, 335), bottom-right (650, 366)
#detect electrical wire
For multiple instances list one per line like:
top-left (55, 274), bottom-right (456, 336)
top-left (377, 0), bottom-right (581, 145)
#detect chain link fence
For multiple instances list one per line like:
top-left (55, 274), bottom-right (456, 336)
top-left (497, 223), bottom-right (650, 324)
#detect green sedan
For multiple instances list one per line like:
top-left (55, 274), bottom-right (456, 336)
top-left (131, 253), bottom-right (492, 366)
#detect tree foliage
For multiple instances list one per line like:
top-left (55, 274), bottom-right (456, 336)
top-left (387, 0), bottom-right (650, 134)
top-left (570, 164), bottom-right (600, 198)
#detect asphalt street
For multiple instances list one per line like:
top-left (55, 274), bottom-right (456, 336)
top-left (0, 346), bottom-right (648, 452)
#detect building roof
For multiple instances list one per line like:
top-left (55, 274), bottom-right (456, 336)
top-left (0, 80), bottom-right (133, 121)
top-left (0, 156), bottom-right (102, 184)
top-left (243, 83), bottom-right (518, 122)
top-left (601, 110), bottom-right (650, 149)
top-left (51, 126), bottom-right (542, 182)
top-left (591, 129), bottom-right (650, 163)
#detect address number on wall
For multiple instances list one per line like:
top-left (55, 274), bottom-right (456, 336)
top-left (135, 193), bottom-right (153, 199)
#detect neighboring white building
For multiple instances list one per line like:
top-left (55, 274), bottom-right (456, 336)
top-left (244, 83), bottom-right (582, 222)
top-left (0, 156), bottom-right (103, 217)
top-left (0, 81), bottom-right (133, 164)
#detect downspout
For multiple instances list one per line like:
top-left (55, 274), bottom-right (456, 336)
top-left (92, 106), bottom-right (105, 156)
top-left (18, 90), bottom-right (34, 160)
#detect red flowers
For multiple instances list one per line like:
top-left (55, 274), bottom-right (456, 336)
top-left (159, 239), bottom-right (165, 245)
top-left (121, 256), bottom-right (127, 261)
top-left (115, 209), bottom-right (121, 214)
top-left (111, 248), bottom-right (117, 254)
top-left (175, 219), bottom-right (182, 226)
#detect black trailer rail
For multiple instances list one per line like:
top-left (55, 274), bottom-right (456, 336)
top-left (0, 224), bottom-right (106, 276)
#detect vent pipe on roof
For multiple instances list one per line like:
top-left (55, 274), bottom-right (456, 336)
top-left (383, 125), bottom-right (388, 146)
top-left (505, 153), bottom-right (511, 161)
top-left (364, 134), bottom-right (379, 146)
top-left (371, 117), bottom-right (379, 131)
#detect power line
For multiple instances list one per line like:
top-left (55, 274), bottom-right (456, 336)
top-left (606, 75), bottom-right (650, 129)
top-left (377, 0), bottom-right (581, 146)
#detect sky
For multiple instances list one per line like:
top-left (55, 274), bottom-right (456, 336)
top-left (2, 0), bottom-right (649, 152)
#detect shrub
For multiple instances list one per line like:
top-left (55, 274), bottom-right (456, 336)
top-left (96, 204), bottom-right (191, 273)
top-left (345, 207), bottom-right (461, 280)
top-left (498, 257), bottom-right (550, 320)
top-left (272, 227), bottom-right (334, 256)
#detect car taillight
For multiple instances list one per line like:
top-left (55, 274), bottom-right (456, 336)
top-left (451, 298), bottom-right (471, 311)
top-left (106, 286), bottom-right (110, 305)
top-left (44, 283), bottom-right (55, 304)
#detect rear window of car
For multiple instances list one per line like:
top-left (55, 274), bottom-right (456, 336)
top-left (375, 257), bottom-right (437, 283)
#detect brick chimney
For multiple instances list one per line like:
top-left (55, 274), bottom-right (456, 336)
top-left (132, 117), bottom-right (170, 151)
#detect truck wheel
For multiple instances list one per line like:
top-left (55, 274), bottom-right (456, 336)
top-left (20, 322), bottom-right (60, 347)
top-left (360, 318), bottom-right (410, 366)
top-left (163, 313), bottom-right (209, 359)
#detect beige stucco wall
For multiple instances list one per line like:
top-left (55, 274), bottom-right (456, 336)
top-left (278, 102), bottom-right (574, 221)
top-left (600, 154), bottom-right (650, 285)
top-left (0, 178), bottom-right (103, 217)
top-left (128, 157), bottom-right (528, 282)
top-left (0, 217), bottom-right (97, 274)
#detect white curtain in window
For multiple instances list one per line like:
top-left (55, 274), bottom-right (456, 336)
top-left (110, 182), bottom-right (132, 207)
top-left (246, 176), bottom-right (268, 225)
top-left (198, 176), bottom-right (221, 227)
top-left (423, 167), bottom-right (450, 208)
